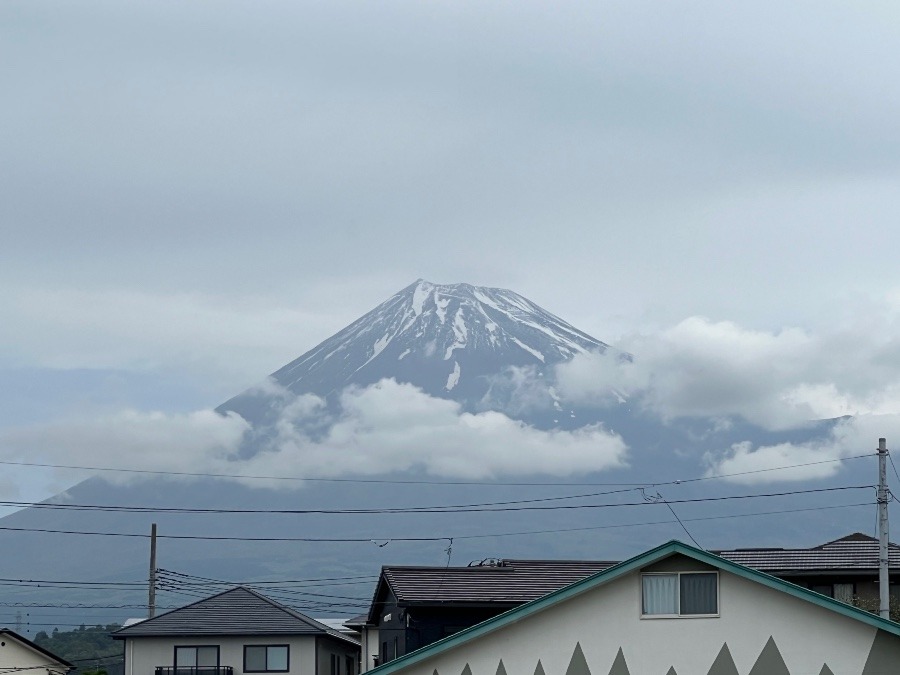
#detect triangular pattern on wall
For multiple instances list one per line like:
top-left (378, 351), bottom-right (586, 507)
top-left (566, 643), bottom-right (592, 675)
top-left (818, 665), bottom-right (834, 675)
top-left (748, 637), bottom-right (790, 675)
top-left (665, 668), bottom-right (677, 675)
top-left (534, 660), bottom-right (546, 675)
top-left (862, 629), bottom-right (900, 675)
top-left (607, 648), bottom-right (631, 675)
top-left (461, 665), bottom-right (473, 675)
top-left (707, 644), bottom-right (739, 675)
top-left (433, 670), bottom-right (439, 675)
top-left (496, 661), bottom-right (507, 675)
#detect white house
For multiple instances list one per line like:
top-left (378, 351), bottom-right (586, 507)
top-left (362, 540), bottom-right (900, 675)
top-left (112, 587), bottom-right (359, 675)
top-left (0, 628), bottom-right (73, 675)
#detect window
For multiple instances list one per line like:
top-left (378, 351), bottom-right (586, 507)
top-left (345, 656), bottom-right (355, 675)
top-left (642, 572), bottom-right (718, 616)
top-left (834, 583), bottom-right (855, 603)
top-left (330, 654), bottom-right (339, 675)
top-left (175, 647), bottom-right (219, 672)
top-left (244, 646), bottom-right (289, 673)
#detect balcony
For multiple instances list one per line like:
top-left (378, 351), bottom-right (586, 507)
top-left (155, 668), bottom-right (234, 675)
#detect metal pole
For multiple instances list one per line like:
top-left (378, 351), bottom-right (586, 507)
top-left (878, 439), bottom-right (890, 619)
top-left (149, 523), bottom-right (158, 618)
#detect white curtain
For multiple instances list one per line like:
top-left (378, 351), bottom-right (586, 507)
top-left (834, 583), bottom-right (855, 604)
top-left (642, 574), bottom-right (677, 614)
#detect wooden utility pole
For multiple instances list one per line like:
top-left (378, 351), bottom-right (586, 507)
top-left (878, 439), bottom-right (890, 619)
top-left (149, 522), bottom-right (158, 618)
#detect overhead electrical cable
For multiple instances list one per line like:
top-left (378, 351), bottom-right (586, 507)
top-left (0, 453), bottom-right (873, 487)
top-left (0, 484), bottom-right (874, 515)
top-left (0, 501), bottom-right (871, 544)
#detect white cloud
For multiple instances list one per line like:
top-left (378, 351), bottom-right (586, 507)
top-left (556, 311), bottom-right (900, 431)
top-left (0, 379), bottom-right (629, 489)
top-left (263, 379), bottom-right (629, 480)
top-left (703, 413), bottom-right (900, 484)
top-left (0, 409), bottom-right (251, 484)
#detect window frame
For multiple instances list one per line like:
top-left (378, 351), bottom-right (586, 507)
top-left (641, 571), bottom-right (719, 618)
top-left (243, 645), bottom-right (290, 673)
top-left (174, 646), bottom-right (221, 671)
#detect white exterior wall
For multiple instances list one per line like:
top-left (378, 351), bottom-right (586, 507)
top-left (124, 636), bottom-right (320, 675)
top-left (359, 628), bottom-right (378, 674)
top-left (392, 566), bottom-right (891, 675)
top-left (0, 634), bottom-right (69, 675)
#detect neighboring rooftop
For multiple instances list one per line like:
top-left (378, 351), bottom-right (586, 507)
top-left (368, 533), bottom-right (900, 621)
top-left (378, 559), bottom-right (617, 606)
top-left (112, 586), bottom-right (357, 645)
top-left (715, 532), bottom-right (900, 573)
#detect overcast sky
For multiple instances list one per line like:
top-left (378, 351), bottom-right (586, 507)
top-left (3, 1), bottom-right (900, 509)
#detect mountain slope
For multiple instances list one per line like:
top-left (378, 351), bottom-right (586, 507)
top-left (219, 280), bottom-right (615, 425)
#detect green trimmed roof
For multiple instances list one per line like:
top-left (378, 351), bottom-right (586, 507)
top-left (367, 540), bottom-right (900, 675)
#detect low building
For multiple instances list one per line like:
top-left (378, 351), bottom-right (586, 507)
top-left (364, 540), bottom-right (900, 675)
top-left (362, 533), bottom-right (900, 670)
top-left (112, 587), bottom-right (359, 675)
top-left (363, 559), bottom-right (615, 668)
top-left (0, 628), bottom-right (73, 675)
top-left (715, 532), bottom-right (900, 604)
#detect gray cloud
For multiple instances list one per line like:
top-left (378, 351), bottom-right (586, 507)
top-left (2, 0), bottom-right (900, 337)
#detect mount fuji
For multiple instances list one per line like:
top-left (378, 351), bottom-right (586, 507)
top-left (219, 279), bottom-right (618, 429)
top-left (0, 280), bottom-right (857, 624)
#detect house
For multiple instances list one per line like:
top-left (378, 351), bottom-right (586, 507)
top-left (112, 587), bottom-right (359, 675)
top-left (361, 532), bottom-right (900, 669)
top-left (363, 540), bottom-right (900, 675)
top-left (0, 628), bottom-right (73, 675)
top-left (715, 532), bottom-right (900, 604)
top-left (363, 560), bottom-right (615, 669)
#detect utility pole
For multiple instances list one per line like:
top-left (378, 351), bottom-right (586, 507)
top-left (878, 439), bottom-right (890, 619)
top-left (148, 523), bottom-right (158, 619)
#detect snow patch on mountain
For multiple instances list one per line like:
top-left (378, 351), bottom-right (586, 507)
top-left (446, 361), bottom-right (461, 391)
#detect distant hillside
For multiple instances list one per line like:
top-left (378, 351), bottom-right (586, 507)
top-left (33, 624), bottom-right (123, 667)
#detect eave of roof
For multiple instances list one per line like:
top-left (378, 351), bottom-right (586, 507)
top-left (365, 540), bottom-right (900, 675)
top-left (0, 628), bottom-right (75, 669)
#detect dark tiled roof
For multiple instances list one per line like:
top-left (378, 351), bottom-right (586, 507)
top-left (382, 559), bottom-right (616, 604)
top-left (715, 533), bottom-right (900, 573)
top-left (112, 586), bottom-right (357, 644)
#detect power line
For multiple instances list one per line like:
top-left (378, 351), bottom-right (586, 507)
top-left (0, 484), bottom-right (874, 516)
top-left (0, 497), bottom-right (874, 546)
top-left (0, 453), bottom-right (874, 487)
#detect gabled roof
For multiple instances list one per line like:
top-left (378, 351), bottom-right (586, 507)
top-left (369, 559), bottom-right (615, 620)
top-left (715, 532), bottom-right (900, 572)
top-left (0, 628), bottom-right (75, 669)
top-left (112, 586), bottom-right (357, 645)
top-left (365, 540), bottom-right (900, 675)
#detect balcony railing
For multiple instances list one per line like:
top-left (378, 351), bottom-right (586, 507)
top-left (155, 667), bottom-right (234, 675)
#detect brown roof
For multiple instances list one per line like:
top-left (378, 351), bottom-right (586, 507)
top-left (380, 559), bottom-right (616, 605)
top-left (714, 533), bottom-right (900, 573)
